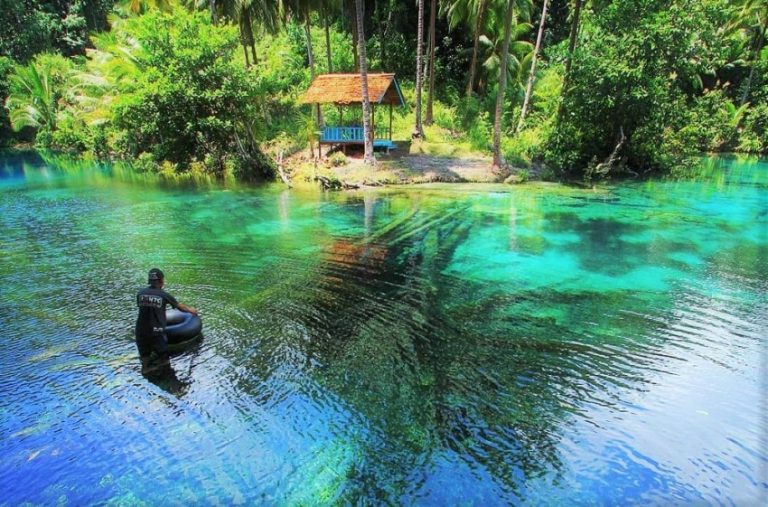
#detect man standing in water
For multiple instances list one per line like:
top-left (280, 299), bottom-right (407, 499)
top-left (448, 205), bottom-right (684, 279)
top-left (136, 268), bottom-right (198, 376)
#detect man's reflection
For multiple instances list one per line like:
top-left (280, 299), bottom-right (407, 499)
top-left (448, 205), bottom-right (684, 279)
top-left (142, 337), bottom-right (203, 396)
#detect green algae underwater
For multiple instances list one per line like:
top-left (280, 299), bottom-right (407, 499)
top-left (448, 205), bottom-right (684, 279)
top-left (0, 151), bottom-right (766, 504)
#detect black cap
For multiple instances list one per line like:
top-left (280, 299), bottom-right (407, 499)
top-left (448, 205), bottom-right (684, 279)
top-left (148, 268), bottom-right (164, 284)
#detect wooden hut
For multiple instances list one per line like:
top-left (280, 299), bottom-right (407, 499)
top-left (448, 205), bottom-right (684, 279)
top-left (300, 73), bottom-right (405, 153)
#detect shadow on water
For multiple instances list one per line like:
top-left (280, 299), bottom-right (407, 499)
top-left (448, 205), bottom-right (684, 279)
top-left (143, 364), bottom-right (190, 396)
top-left (142, 336), bottom-right (204, 397)
top-left (213, 191), bottom-right (710, 501)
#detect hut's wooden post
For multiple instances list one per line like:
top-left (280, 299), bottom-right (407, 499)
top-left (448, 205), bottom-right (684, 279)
top-left (372, 104), bottom-right (376, 142)
top-left (316, 103), bottom-right (322, 158)
top-left (389, 104), bottom-right (393, 141)
top-left (340, 105), bottom-right (345, 155)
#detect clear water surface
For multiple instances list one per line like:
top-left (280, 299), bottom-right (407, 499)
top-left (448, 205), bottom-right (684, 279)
top-left (1, 152), bottom-right (766, 505)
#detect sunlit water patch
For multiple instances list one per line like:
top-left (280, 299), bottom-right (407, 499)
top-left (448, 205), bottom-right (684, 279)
top-left (1, 152), bottom-right (766, 504)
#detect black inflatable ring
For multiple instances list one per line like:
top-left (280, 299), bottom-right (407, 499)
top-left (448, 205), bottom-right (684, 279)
top-left (166, 309), bottom-right (203, 347)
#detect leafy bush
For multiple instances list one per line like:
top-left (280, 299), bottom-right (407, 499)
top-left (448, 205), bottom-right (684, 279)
top-left (328, 151), bottom-right (348, 167)
top-left (0, 56), bottom-right (14, 145)
top-left (504, 121), bottom-right (552, 167)
top-left (5, 52), bottom-right (74, 138)
top-left (739, 103), bottom-right (768, 153)
top-left (132, 152), bottom-right (158, 173)
top-left (430, 100), bottom-right (459, 132)
top-left (100, 9), bottom-right (273, 178)
top-left (544, 0), bottom-right (730, 178)
top-left (49, 114), bottom-right (89, 153)
top-left (0, 0), bottom-right (111, 62)
top-left (684, 89), bottom-right (746, 152)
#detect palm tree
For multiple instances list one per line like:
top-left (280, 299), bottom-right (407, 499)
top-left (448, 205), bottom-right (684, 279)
top-left (6, 57), bottom-right (69, 133)
top-left (492, 0), bottom-right (515, 170)
top-left (413, 0), bottom-right (426, 139)
top-left (303, 2), bottom-right (317, 79)
top-left (475, 20), bottom-right (532, 93)
top-left (355, 0), bottom-right (374, 164)
top-left (516, 0), bottom-right (547, 132)
top-left (285, 0), bottom-right (321, 78)
top-left (467, 0), bottom-right (488, 97)
top-left (346, 0), bottom-right (361, 71)
top-left (240, 5), bottom-right (257, 65)
top-left (447, 0), bottom-right (489, 97)
top-left (424, 0), bottom-right (437, 125)
top-left (322, 0), bottom-right (336, 72)
top-left (119, 0), bottom-right (176, 14)
top-left (66, 32), bottom-right (147, 127)
top-left (210, 0), bottom-right (218, 23)
top-left (556, 0), bottom-right (583, 121)
top-left (217, 0), bottom-right (280, 67)
top-left (732, 0), bottom-right (768, 104)
top-left (182, 0), bottom-right (219, 23)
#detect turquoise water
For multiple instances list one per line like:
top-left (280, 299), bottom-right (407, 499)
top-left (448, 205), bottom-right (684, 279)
top-left (0, 152), bottom-right (766, 504)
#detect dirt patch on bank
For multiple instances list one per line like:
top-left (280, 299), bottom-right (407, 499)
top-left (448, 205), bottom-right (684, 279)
top-left (327, 144), bottom-right (500, 185)
top-left (283, 142), bottom-right (534, 188)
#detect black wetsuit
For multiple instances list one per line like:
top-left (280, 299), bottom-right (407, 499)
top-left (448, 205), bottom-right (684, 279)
top-left (135, 286), bottom-right (179, 361)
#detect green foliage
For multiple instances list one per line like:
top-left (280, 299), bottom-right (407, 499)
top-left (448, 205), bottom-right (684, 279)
top-left (503, 120), bottom-right (551, 167)
top-left (49, 113), bottom-right (90, 152)
top-left (0, 56), bottom-right (14, 145)
top-left (328, 151), bottom-right (348, 167)
top-left (0, 1), bottom-right (113, 62)
top-left (739, 103), bottom-right (768, 152)
top-left (248, 24), bottom-right (315, 144)
top-left (682, 89), bottom-right (746, 152)
top-left (543, 0), bottom-right (732, 177)
top-left (5, 53), bottom-right (74, 139)
top-left (85, 8), bottom-right (271, 178)
top-left (132, 151), bottom-right (158, 172)
top-left (457, 95), bottom-right (493, 151)
top-left (522, 64), bottom-right (561, 124)
top-left (110, 11), bottom-right (245, 168)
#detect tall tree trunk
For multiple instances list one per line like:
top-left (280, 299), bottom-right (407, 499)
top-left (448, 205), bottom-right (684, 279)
top-left (741, 16), bottom-right (767, 106)
top-left (384, 0), bottom-right (395, 39)
top-left (348, 0), bottom-right (360, 71)
top-left (564, 0), bottom-right (583, 80)
top-left (466, 0), bottom-right (488, 97)
top-left (209, 0), bottom-right (218, 25)
top-left (240, 10), bottom-right (253, 67)
top-left (305, 14), bottom-right (316, 78)
top-left (413, 0), bottom-right (425, 139)
top-left (306, 12), bottom-right (323, 126)
top-left (493, 0), bottom-right (514, 170)
top-left (558, 0), bottom-right (583, 121)
top-left (376, 0), bottom-right (386, 69)
top-left (247, 10), bottom-right (258, 64)
top-left (355, 0), bottom-right (374, 164)
top-left (517, 0), bottom-right (548, 132)
top-left (425, 0), bottom-right (437, 125)
top-left (324, 3), bottom-right (332, 72)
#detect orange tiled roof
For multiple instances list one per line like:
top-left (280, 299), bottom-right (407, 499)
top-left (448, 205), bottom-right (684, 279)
top-left (300, 73), bottom-right (405, 106)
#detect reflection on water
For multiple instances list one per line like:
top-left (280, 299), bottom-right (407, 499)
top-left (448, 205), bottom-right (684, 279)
top-left (1, 151), bottom-right (767, 504)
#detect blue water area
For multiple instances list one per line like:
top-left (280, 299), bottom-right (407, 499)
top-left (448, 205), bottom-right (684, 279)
top-left (0, 151), bottom-right (767, 504)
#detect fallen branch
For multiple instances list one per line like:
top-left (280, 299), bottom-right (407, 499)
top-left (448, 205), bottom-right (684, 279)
top-left (594, 126), bottom-right (626, 177)
top-left (276, 150), bottom-right (293, 188)
top-left (316, 175), bottom-right (342, 190)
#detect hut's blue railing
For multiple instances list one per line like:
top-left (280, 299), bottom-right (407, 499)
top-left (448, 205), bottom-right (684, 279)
top-left (320, 127), bottom-right (394, 148)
